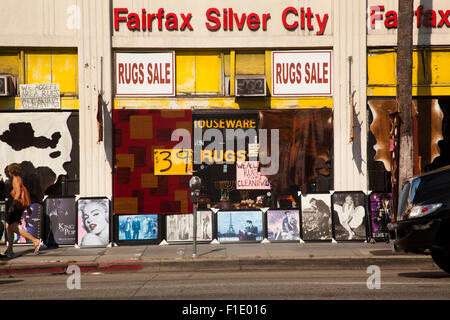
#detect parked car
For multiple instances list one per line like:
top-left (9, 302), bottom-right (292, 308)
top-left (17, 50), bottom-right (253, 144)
top-left (388, 165), bottom-right (450, 273)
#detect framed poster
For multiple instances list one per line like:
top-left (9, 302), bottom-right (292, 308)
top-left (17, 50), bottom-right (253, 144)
top-left (166, 210), bottom-right (213, 242)
top-left (0, 201), bottom-right (5, 244)
top-left (14, 203), bottom-right (44, 244)
top-left (369, 193), bottom-right (392, 241)
top-left (332, 191), bottom-right (369, 241)
top-left (217, 210), bottom-right (263, 243)
top-left (115, 214), bottom-right (160, 245)
top-left (267, 209), bottom-right (300, 241)
top-left (77, 198), bottom-right (110, 248)
top-left (301, 193), bottom-right (332, 240)
top-left (44, 196), bottom-right (77, 246)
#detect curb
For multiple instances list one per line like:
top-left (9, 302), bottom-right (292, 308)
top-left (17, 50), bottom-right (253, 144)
top-left (141, 256), bottom-right (440, 272)
top-left (0, 260), bottom-right (142, 276)
top-left (0, 256), bottom-right (440, 275)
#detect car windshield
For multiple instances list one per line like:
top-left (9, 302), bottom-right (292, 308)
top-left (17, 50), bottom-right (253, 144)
top-left (409, 169), bottom-right (450, 204)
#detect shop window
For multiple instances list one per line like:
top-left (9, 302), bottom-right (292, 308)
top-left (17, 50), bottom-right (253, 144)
top-left (0, 53), bottom-right (20, 78)
top-left (367, 98), bottom-right (450, 192)
top-left (193, 109), bottom-right (333, 210)
top-left (193, 111), bottom-right (271, 210)
top-left (235, 51), bottom-right (265, 75)
top-left (368, 48), bottom-right (450, 96)
top-left (25, 50), bottom-right (78, 96)
top-left (367, 50), bottom-right (397, 86)
top-left (176, 51), bottom-right (222, 95)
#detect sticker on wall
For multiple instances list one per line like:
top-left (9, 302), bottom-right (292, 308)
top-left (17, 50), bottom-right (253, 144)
top-left (369, 193), bottom-right (392, 241)
top-left (44, 196), bottom-right (77, 246)
top-left (77, 198), bottom-right (110, 248)
top-left (267, 209), bottom-right (300, 241)
top-left (332, 191), bottom-right (368, 241)
top-left (217, 210), bottom-right (263, 242)
top-left (166, 211), bottom-right (213, 242)
top-left (301, 193), bottom-right (332, 241)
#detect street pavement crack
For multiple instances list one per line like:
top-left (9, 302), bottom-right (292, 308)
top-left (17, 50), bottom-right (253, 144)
top-left (130, 274), bottom-right (159, 299)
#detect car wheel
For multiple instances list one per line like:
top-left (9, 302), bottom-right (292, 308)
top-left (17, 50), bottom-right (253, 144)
top-left (431, 248), bottom-right (450, 274)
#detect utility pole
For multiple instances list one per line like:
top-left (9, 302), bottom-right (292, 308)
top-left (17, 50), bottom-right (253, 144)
top-left (395, 0), bottom-right (414, 220)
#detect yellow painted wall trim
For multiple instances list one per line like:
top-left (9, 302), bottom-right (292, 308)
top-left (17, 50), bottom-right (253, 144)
top-left (367, 86), bottom-right (450, 97)
top-left (114, 97), bottom-right (333, 110)
top-left (230, 50), bottom-right (235, 96)
top-left (0, 97), bottom-right (79, 110)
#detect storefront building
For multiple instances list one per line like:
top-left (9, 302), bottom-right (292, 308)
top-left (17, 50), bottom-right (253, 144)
top-left (0, 0), bottom-right (448, 246)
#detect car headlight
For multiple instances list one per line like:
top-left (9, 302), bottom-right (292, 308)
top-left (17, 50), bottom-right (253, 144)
top-left (407, 203), bottom-right (443, 219)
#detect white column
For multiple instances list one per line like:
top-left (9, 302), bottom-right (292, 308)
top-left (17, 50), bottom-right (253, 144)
top-left (77, 0), bottom-right (113, 197)
top-left (332, 0), bottom-right (368, 191)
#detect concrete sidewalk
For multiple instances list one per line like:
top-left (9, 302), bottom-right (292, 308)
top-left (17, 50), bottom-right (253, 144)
top-left (0, 241), bottom-right (439, 275)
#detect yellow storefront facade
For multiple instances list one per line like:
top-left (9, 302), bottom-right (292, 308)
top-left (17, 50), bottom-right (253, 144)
top-left (0, 0), bottom-right (448, 246)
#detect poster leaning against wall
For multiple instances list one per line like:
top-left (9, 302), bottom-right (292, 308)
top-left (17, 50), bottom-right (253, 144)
top-left (166, 210), bottom-right (213, 243)
top-left (267, 209), bottom-right (300, 241)
top-left (115, 214), bottom-right (160, 245)
top-left (44, 196), bottom-right (77, 246)
top-left (77, 197), bottom-right (111, 248)
top-left (217, 210), bottom-right (263, 243)
top-left (369, 193), bottom-right (392, 241)
top-left (301, 193), bottom-right (332, 241)
top-left (14, 203), bottom-right (44, 245)
top-left (332, 191), bottom-right (369, 241)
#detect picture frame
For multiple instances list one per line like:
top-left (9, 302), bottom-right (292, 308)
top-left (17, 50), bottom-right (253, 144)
top-left (267, 209), bottom-right (301, 242)
top-left (14, 203), bottom-right (44, 245)
top-left (166, 210), bottom-right (213, 243)
top-left (300, 193), bottom-right (332, 241)
top-left (44, 196), bottom-right (77, 246)
top-left (331, 191), bottom-right (369, 241)
top-left (217, 210), bottom-right (263, 243)
top-left (114, 214), bottom-right (161, 245)
top-left (368, 193), bottom-right (392, 242)
top-left (77, 197), bottom-right (111, 248)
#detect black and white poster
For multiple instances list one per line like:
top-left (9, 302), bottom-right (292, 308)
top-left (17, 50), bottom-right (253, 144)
top-left (77, 198), bottom-right (110, 247)
top-left (0, 112), bottom-right (79, 201)
top-left (45, 196), bottom-right (77, 246)
top-left (301, 193), bottom-right (332, 240)
top-left (267, 210), bottom-right (300, 241)
top-left (166, 211), bottom-right (213, 242)
top-left (332, 192), bottom-right (368, 241)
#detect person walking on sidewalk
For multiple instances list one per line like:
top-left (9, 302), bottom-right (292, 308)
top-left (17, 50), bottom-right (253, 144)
top-left (1, 164), bottom-right (43, 258)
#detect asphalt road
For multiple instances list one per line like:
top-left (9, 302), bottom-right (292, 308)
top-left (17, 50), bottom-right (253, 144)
top-left (0, 268), bottom-right (449, 300)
